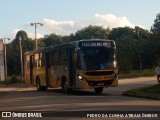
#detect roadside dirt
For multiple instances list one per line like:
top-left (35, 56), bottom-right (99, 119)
top-left (0, 83), bottom-right (36, 97)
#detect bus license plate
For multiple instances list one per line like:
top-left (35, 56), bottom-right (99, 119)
top-left (97, 82), bottom-right (104, 86)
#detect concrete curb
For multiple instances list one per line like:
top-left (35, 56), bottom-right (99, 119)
top-left (122, 92), bottom-right (160, 100)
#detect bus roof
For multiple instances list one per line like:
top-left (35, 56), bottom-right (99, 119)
top-left (25, 39), bottom-right (115, 55)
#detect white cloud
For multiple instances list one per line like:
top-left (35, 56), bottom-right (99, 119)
top-left (93, 14), bottom-right (135, 28)
top-left (12, 29), bottom-right (20, 36)
top-left (27, 32), bottom-right (43, 39)
top-left (10, 13), bottom-right (145, 39)
top-left (93, 14), bottom-right (145, 29)
top-left (7, 28), bottom-right (20, 40)
top-left (42, 18), bottom-right (75, 35)
top-left (40, 13), bottom-right (145, 35)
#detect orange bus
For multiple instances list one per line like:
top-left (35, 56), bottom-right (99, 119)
top-left (24, 39), bottom-right (118, 93)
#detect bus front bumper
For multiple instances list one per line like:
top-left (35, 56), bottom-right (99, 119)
top-left (80, 76), bottom-right (118, 89)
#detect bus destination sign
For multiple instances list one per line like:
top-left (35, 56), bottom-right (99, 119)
top-left (78, 41), bottom-right (113, 48)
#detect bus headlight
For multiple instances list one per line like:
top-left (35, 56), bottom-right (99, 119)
top-left (78, 76), bottom-right (87, 82)
top-left (113, 61), bottom-right (117, 68)
top-left (78, 76), bottom-right (83, 80)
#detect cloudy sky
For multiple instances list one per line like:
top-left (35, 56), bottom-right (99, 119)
top-left (0, 0), bottom-right (160, 40)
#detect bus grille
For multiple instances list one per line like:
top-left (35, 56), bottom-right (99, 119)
top-left (85, 71), bottom-right (114, 76)
top-left (87, 80), bottom-right (113, 86)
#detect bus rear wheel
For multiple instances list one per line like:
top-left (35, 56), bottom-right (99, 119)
top-left (94, 87), bottom-right (103, 94)
top-left (157, 75), bottom-right (160, 84)
top-left (61, 79), bottom-right (72, 93)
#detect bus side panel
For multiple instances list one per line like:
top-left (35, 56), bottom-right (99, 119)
top-left (35, 67), bottom-right (47, 86)
top-left (45, 52), bottom-right (50, 87)
top-left (48, 67), bottom-right (57, 88)
top-left (49, 66), bottom-right (65, 88)
top-left (24, 68), bottom-right (30, 84)
top-left (49, 48), bottom-right (70, 88)
top-left (30, 55), bottom-right (34, 84)
top-left (32, 67), bottom-right (36, 85)
top-left (68, 48), bottom-right (76, 88)
top-left (24, 54), bottom-right (34, 85)
top-left (32, 52), bottom-right (48, 87)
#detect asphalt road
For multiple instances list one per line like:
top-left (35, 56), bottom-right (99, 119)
top-left (0, 76), bottom-right (159, 120)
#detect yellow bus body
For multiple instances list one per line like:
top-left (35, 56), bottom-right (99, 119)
top-left (24, 39), bottom-right (118, 93)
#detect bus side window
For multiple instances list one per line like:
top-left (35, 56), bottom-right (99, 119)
top-left (52, 50), bottom-right (59, 65)
top-left (34, 52), bottom-right (43, 67)
top-left (77, 51), bottom-right (82, 69)
top-left (59, 49), bottom-right (68, 66)
top-left (34, 53), bottom-right (38, 67)
top-left (51, 51), bottom-right (54, 65)
top-left (73, 49), bottom-right (78, 64)
top-left (25, 54), bottom-right (30, 68)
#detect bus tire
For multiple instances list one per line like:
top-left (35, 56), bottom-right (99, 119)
top-left (36, 77), bottom-right (47, 91)
top-left (61, 78), bottom-right (71, 93)
top-left (157, 75), bottom-right (160, 84)
top-left (94, 87), bottom-right (103, 94)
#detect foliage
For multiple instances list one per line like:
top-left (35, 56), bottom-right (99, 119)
top-left (75, 25), bottom-right (111, 40)
top-left (151, 13), bottom-right (160, 38)
top-left (62, 33), bottom-right (75, 43)
top-left (0, 75), bottom-right (22, 85)
top-left (41, 33), bottom-right (62, 47)
top-left (119, 69), bottom-right (155, 78)
top-left (5, 13), bottom-right (160, 75)
top-left (109, 26), bottom-right (152, 71)
top-left (7, 30), bottom-right (34, 75)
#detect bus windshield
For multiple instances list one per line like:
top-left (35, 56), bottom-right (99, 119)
top-left (78, 47), bottom-right (115, 70)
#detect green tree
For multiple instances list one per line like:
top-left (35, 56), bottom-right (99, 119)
top-left (149, 13), bottom-right (160, 66)
top-left (7, 43), bottom-right (20, 75)
top-left (62, 33), bottom-right (75, 43)
top-left (109, 26), bottom-right (152, 71)
top-left (108, 27), bottom-right (133, 40)
top-left (116, 35), bottom-right (140, 71)
top-left (7, 30), bottom-right (34, 75)
top-left (42, 33), bottom-right (62, 47)
top-left (151, 13), bottom-right (160, 38)
top-left (75, 25), bottom-right (111, 40)
top-left (12, 30), bottom-right (34, 52)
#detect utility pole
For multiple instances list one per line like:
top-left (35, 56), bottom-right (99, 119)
top-left (19, 36), bottom-right (23, 82)
top-left (3, 38), bottom-right (10, 78)
top-left (134, 29), bottom-right (142, 70)
top-left (30, 22), bottom-right (43, 50)
top-left (137, 30), bottom-right (142, 70)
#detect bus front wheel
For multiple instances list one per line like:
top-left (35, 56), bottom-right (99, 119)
top-left (94, 87), bottom-right (103, 94)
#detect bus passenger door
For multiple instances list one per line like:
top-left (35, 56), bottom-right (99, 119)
top-left (69, 48), bottom-right (76, 87)
top-left (30, 55), bottom-right (34, 84)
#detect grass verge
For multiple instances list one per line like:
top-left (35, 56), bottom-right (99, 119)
top-left (0, 75), bottom-right (23, 85)
top-left (119, 69), bottom-right (155, 78)
top-left (122, 84), bottom-right (160, 100)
